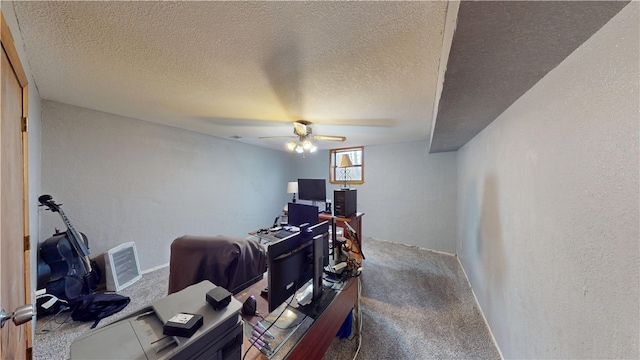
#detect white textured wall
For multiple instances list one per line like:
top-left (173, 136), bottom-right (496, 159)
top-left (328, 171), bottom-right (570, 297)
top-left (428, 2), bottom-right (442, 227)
top-left (293, 141), bottom-right (457, 253)
top-left (40, 102), bottom-right (289, 270)
top-left (456, 3), bottom-right (639, 359)
top-left (361, 141), bottom-right (456, 252)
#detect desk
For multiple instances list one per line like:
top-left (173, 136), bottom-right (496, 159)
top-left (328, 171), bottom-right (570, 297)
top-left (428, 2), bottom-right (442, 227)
top-left (250, 212), bottom-right (364, 247)
top-left (319, 212), bottom-right (365, 257)
top-left (235, 276), bottom-right (358, 360)
top-left (243, 222), bottom-right (363, 359)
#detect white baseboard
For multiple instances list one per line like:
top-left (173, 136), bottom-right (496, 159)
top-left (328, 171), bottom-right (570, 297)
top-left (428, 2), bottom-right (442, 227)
top-left (142, 262), bottom-right (169, 274)
top-left (456, 256), bottom-right (505, 360)
top-left (424, 247), bottom-right (456, 257)
top-left (366, 237), bottom-right (457, 257)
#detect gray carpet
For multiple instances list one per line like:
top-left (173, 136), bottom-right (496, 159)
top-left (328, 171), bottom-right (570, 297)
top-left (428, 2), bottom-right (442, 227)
top-left (322, 238), bottom-right (500, 359)
top-left (34, 237), bottom-right (500, 360)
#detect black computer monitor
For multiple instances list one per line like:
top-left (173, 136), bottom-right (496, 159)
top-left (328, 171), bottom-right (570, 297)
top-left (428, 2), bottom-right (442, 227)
top-left (287, 202), bottom-right (319, 227)
top-left (310, 231), bottom-right (329, 301)
top-left (266, 222), bottom-right (330, 313)
top-left (297, 179), bottom-right (326, 203)
top-left (267, 230), bottom-right (312, 313)
top-left (307, 221), bottom-right (330, 267)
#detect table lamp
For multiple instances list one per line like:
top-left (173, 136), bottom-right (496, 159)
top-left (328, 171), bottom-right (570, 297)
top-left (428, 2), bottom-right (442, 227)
top-left (337, 154), bottom-right (353, 188)
top-left (287, 181), bottom-right (298, 203)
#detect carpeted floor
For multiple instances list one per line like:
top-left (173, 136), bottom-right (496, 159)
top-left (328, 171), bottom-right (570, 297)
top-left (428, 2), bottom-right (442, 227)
top-left (34, 237), bottom-right (500, 360)
top-left (322, 238), bottom-right (500, 359)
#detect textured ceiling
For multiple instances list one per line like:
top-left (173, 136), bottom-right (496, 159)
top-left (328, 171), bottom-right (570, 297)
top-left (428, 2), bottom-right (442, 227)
top-left (10, 1), bottom-right (448, 151)
top-left (8, 1), bottom-right (629, 153)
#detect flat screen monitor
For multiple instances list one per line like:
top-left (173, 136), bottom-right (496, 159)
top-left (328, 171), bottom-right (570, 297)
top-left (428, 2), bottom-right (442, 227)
top-left (287, 202), bottom-right (319, 227)
top-left (267, 230), bottom-right (313, 313)
top-left (310, 230), bottom-right (329, 302)
top-left (307, 221), bottom-right (330, 267)
top-left (297, 179), bottom-right (327, 202)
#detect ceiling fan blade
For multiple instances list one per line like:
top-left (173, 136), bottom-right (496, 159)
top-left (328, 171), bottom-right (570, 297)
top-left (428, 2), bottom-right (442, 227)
top-left (196, 117), bottom-right (289, 127)
top-left (258, 135), bottom-right (297, 139)
top-left (317, 118), bottom-right (396, 127)
top-left (314, 135), bottom-right (346, 142)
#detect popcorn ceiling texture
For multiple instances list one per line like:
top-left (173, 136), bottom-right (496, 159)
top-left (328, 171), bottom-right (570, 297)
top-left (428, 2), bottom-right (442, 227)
top-left (11, 1), bottom-right (447, 151)
top-left (10, 1), bottom-right (629, 153)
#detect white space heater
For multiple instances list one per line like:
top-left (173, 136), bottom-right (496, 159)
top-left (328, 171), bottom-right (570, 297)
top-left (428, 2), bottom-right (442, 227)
top-left (104, 242), bottom-right (142, 291)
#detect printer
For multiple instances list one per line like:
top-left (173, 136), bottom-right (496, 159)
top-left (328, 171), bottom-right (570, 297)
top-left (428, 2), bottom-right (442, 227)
top-left (70, 281), bottom-right (243, 360)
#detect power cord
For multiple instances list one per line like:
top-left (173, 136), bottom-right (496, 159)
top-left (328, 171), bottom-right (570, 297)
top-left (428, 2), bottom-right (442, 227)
top-left (352, 276), bottom-right (363, 360)
top-left (35, 306), bottom-right (73, 335)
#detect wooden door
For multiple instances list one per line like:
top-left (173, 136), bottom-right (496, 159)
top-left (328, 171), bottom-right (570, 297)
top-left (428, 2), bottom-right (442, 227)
top-left (1, 11), bottom-right (32, 359)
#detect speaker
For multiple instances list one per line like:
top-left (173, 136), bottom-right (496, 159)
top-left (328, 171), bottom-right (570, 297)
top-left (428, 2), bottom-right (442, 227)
top-left (334, 189), bottom-right (357, 217)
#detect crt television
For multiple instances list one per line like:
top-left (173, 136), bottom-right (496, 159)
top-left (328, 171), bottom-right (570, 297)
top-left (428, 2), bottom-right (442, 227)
top-left (267, 221), bottom-right (329, 313)
top-left (297, 178), bottom-right (326, 202)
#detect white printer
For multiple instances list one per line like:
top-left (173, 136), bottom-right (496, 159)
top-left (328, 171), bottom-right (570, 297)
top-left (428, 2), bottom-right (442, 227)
top-left (70, 280), bottom-right (243, 360)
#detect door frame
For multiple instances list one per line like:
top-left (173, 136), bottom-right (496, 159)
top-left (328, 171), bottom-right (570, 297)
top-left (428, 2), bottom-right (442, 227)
top-left (1, 9), bottom-right (32, 357)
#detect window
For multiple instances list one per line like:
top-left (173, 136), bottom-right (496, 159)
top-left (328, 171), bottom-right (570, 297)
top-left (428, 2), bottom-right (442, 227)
top-left (330, 146), bottom-right (364, 185)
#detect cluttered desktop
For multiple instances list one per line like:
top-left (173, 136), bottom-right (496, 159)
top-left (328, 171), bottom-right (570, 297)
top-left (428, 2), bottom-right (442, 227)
top-left (240, 200), bottom-right (364, 359)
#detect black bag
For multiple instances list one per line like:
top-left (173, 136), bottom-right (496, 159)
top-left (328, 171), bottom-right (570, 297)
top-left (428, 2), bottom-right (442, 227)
top-left (71, 293), bottom-right (131, 329)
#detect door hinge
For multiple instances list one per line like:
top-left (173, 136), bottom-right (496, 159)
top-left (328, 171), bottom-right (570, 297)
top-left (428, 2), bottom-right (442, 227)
top-left (21, 117), bottom-right (28, 133)
top-left (24, 235), bottom-right (30, 251)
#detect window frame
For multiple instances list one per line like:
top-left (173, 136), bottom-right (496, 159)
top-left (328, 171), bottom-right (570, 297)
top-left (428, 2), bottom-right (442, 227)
top-left (329, 146), bottom-right (364, 185)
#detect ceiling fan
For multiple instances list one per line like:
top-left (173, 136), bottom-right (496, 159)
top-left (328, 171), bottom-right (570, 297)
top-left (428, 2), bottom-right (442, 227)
top-left (260, 120), bottom-right (346, 154)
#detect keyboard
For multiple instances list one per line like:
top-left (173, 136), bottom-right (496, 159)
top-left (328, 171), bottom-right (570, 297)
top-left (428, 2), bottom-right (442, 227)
top-left (274, 229), bottom-right (294, 239)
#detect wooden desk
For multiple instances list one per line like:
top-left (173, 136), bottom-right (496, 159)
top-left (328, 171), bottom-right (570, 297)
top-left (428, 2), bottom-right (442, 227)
top-left (319, 212), bottom-right (365, 256)
top-left (235, 276), bottom-right (359, 360)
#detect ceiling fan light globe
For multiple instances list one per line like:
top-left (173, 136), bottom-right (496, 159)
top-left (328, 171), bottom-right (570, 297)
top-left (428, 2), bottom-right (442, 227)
top-left (295, 145), bottom-right (304, 153)
top-left (302, 140), bottom-right (312, 150)
top-left (310, 145), bottom-right (318, 153)
top-left (286, 141), bottom-right (297, 151)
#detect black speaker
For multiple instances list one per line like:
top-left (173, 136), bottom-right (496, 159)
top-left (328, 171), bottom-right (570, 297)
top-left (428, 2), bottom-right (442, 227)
top-left (334, 189), bottom-right (357, 217)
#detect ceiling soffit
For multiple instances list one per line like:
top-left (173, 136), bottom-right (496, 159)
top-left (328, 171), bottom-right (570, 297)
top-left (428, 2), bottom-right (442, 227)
top-left (430, 1), bottom-right (630, 153)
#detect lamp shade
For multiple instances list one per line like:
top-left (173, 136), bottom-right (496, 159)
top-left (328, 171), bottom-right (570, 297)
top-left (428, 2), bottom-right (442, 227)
top-left (287, 181), bottom-right (298, 194)
top-left (338, 154), bottom-right (353, 168)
